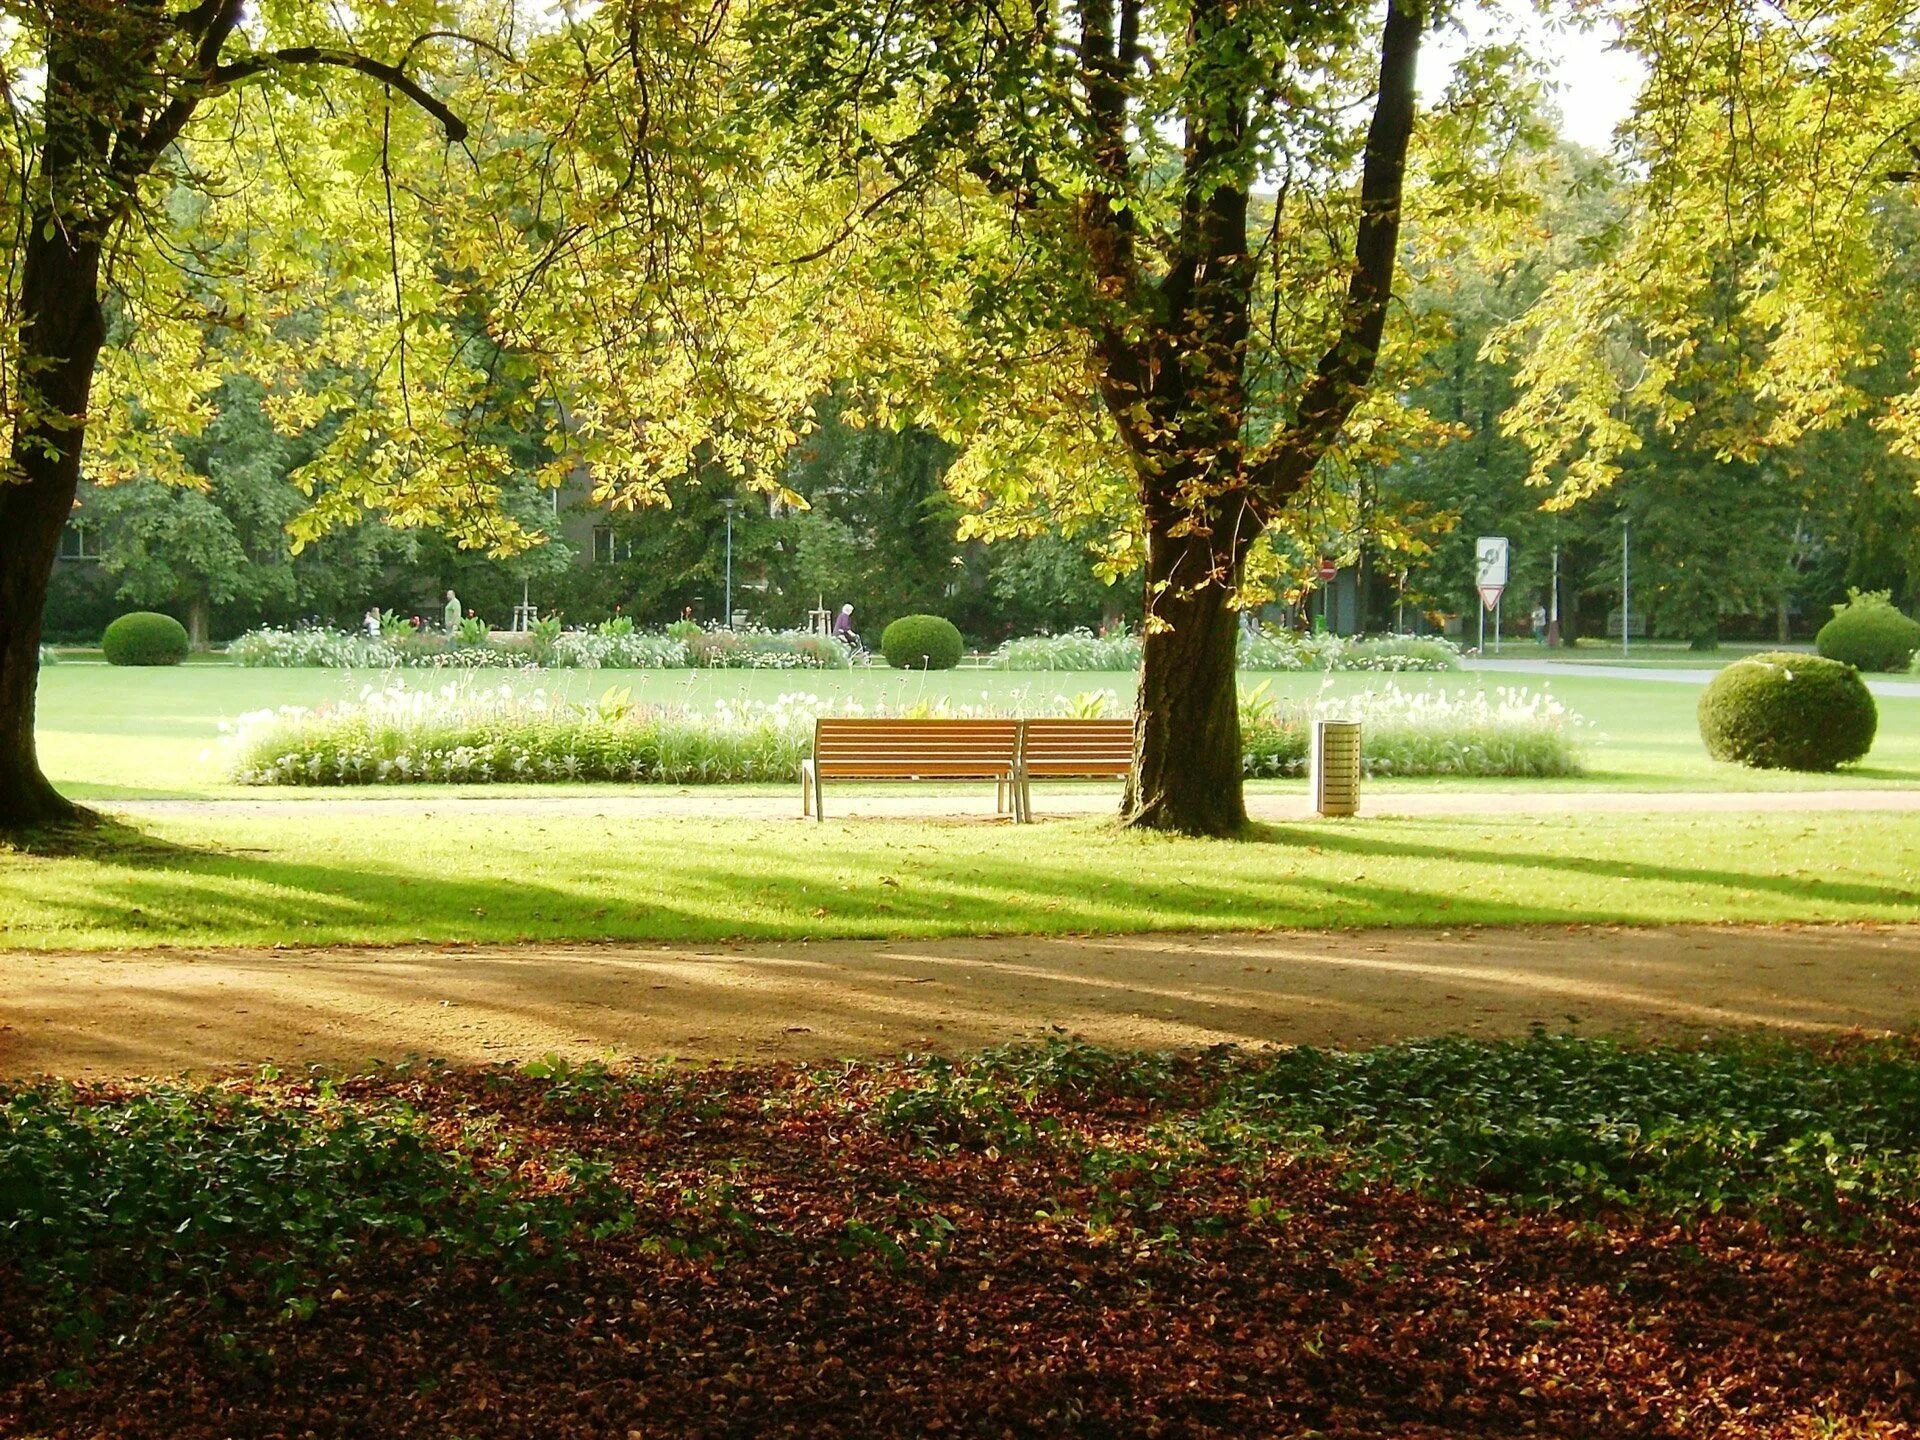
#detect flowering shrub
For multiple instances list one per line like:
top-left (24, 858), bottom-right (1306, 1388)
top-left (992, 630), bottom-right (1143, 671)
top-left (227, 628), bottom-right (400, 668)
top-left (991, 628), bottom-right (1461, 673)
top-left (228, 684), bottom-right (1110, 786)
top-left (228, 679), bottom-right (1577, 786)
top-left (551, 631), bottom-right (690, 668)
top-left (1242, 683), bottom-right (1582, 778)
top-left (1261, 632), bottom-right (1465, 673)
top-left (681, 627), bottom-right (853, 670)
top-left (227, 625), bottom-right (851, 671)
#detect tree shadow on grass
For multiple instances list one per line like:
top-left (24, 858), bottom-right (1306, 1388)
top-left (1240, 818), bottom-right (1920, 912)
top-left (1, 809), bottom-right (203, 861)
top-left (9, 810), bottom-right (1917, 954)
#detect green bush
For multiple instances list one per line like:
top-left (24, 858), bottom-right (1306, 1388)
top-left (1697, 652), bottom-right (1876, 771)
top-left (1814, 589), bottom-right (1920, 672)
top-left (881, 614), bottom-right (964, 670)
top-left (100, 611), bottom-right (189, 667)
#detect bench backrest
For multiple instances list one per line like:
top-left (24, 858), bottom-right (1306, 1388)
top-left (812, 717), bottom-right (1021, 776)
top-left (1019, 718), bottom-right (1135, 777)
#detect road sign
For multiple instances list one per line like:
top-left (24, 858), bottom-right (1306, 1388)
top-left (1317, 556), bottom-right (1338, 582)
top-left (1478, 584), bottom-right (1504, 611)
top-left (1475, 535), bottom-right (1509, 589)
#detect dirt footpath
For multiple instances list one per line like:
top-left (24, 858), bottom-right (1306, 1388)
top-left (3, 924), bottom-right (1916, 1079)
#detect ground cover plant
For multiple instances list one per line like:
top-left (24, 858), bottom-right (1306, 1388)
top-left (1, 1036), bottom-right (1915, 1438)
top-left (221, 679), bottom-right (1580, 787)
top-left (4, 810), bottom-right (1918, 952)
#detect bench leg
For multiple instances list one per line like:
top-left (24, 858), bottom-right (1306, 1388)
top-left (1020, 774), bottom-right (1033, 823)
top-left (813, 764), bottom-right (826, 822)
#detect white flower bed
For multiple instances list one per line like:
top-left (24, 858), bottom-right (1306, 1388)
top-left (991, 628), bottom-right (1462, 673)
top-left (226, 625), bottom-right (851, 670)
top-left (1243, 682), bottom-right (1583, 778)
top-left (227, 678), bottom-right (1578, 786)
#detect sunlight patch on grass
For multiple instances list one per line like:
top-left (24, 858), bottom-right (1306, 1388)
top-left (2, 811), bottom-right (1916, 951)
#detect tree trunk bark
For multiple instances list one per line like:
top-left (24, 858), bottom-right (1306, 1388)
top-left (0, 221), bottom-right (107, 832)
top-left (1123, 530), bottom-right (1246, 836)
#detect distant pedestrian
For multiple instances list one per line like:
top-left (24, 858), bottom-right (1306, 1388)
top-left (363, 606), bottom-right (380, 638)
top-left (443, 589), bottom-right (461, 633)
top-left (833, 603), bottom-right (860, 649)
top-left (1531, 603), bottom-right (1548, 640)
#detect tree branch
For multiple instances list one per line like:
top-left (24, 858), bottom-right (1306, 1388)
top-left (1244, 0), bottom-right (1421, 502)
top-left (211, 48), bottom-right (469, 143)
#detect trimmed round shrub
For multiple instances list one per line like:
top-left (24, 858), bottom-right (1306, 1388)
top-left (101, 611), bottom-right (190, 667)
top-left (1697, 652), bottom-right (1875, 771)
top-left (1814, 590), bottom-right (1920, 673)
top-left (881, 614), bottom-right (964, 670)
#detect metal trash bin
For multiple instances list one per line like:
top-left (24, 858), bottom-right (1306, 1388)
top-left (1311, 719), bottom-right (1362, 817)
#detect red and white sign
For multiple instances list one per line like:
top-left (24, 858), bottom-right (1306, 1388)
top-left (1317, 557), bottom-right (1338, 583)
top-left (1478, 584), bottom-right (1505, 612)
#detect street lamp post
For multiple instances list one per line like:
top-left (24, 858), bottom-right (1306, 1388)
top-left (1620, 515), bottom-right (1632, 659)
top-left (721, 498), bottom-right (737, 629)
top-left (1547, 542), bottom-right (1560, 648)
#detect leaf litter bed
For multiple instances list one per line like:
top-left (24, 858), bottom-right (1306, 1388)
top-left (2, 1034), bottom-right (1917, 1438)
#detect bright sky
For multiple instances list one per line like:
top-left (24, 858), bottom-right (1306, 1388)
top-left (1427, 4), bottom-right (1649, 153)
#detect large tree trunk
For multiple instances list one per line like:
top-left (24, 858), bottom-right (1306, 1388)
top-left (0, 222), bottom-right (107, 831)
top-left (1124, 529), bottom-right (1247, 836)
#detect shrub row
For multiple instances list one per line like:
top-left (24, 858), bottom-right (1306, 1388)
top-left (228, 681), bottom-right (1582, 786)
top-left (990, 628), bottom-right (1463, 673)
top-left (227, 624), bottom-right (853, 671)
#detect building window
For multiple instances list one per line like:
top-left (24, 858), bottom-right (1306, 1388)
top-left (592, 527), bottom-right (632, 564)
top-left (58, 523), bottom-right (101, 561)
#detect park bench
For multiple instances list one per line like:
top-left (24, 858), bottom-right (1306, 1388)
top-left (1013, 717), bottom-right (1135, 821)
top-left (802, 717), bottom-right (1023, 821)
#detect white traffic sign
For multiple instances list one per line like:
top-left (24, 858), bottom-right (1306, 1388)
top-left (1475, 536), bottom-right (1510, 654)
top-left (1475, 535), bottom-right (1510, 589)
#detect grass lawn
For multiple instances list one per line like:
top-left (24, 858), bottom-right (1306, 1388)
top-left (29, 660), bottom-right (1920, 799)
top-left (4, 808), bottom-right (1917, 950)
top-left (2, 1035), bottom-right (1915, 1437)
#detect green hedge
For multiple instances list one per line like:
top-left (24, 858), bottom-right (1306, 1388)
top-left (101, 611), bottom-right (190, 667)
top-left (881, 614), bottom-right (964, 670)
top-left (1815, 590), bottom-right (1920, 673)
top-left (1697, 652), bottom-right (1876, 771)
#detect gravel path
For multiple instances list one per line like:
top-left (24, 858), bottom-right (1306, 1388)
top-left (4, 923), bottom-right (1914, 1078)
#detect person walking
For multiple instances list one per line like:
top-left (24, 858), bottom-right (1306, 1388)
top-left (363, 606), bottom-right (381, 638)
top-left (443, 589), bottom-right (462, 634)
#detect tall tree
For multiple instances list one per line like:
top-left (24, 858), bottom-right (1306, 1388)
top-left (0, 1), bottom-right (493, 829)
top-left (1500, 0), bottom-right (1920, 502)
top-left (718, 0), bottom-right (1533, 833)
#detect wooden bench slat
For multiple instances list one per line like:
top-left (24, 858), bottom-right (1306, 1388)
top-left (1015, 719), bottom-right (1135, 815)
